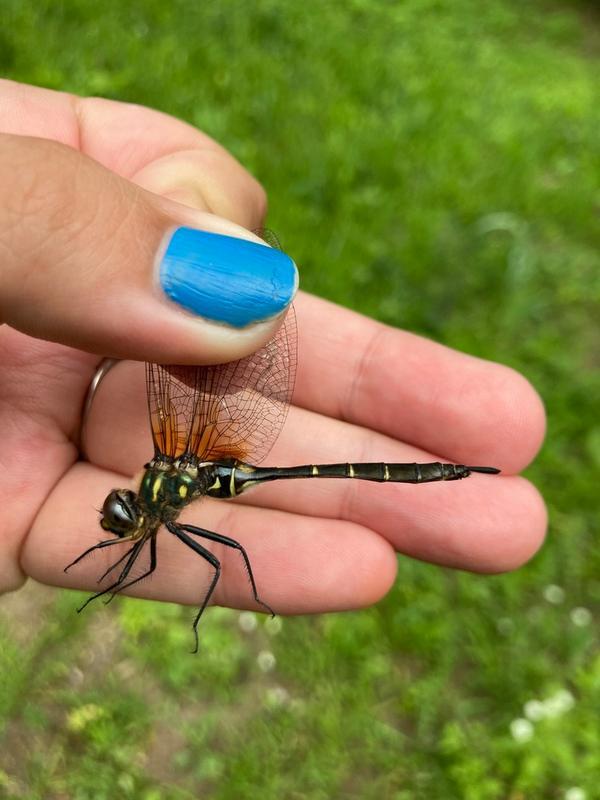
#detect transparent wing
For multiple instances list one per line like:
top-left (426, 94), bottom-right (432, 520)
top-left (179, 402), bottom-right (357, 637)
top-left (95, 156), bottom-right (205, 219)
top-left (255, 228), bottom-right (283, 250)
top-left (146, 305), bottom-right (297, 464)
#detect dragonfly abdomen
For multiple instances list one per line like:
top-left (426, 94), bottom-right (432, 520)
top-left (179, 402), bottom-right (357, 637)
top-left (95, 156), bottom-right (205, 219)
top-left (296, 462), bottom-right (473, 482)
top-left (210, 461), bottom-right (499, 497)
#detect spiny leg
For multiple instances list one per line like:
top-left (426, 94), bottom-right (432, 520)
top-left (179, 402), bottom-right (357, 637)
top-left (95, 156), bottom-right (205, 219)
top-left (167, 522), bottom-right (221, 654)
top-left (76, 537), bottom-right (147, 613)
top-left (64, 535), bottom-right (134, 573)
top-left (179, 523), bottom-right (275, 618)
top-left (97, 544), bottom-right (138, 584)
top-left (103, 536), bottom-right (157, 605)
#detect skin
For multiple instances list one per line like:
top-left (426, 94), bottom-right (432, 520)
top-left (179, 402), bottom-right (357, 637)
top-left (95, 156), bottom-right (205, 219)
top-left (0, 79), bottom-right (547, 617)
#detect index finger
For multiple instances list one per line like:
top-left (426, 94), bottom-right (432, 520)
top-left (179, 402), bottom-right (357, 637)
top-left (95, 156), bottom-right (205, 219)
top-left (0, 78), bottom-right (266, 228)
top-left (293, 293), bottom-right (545, 473)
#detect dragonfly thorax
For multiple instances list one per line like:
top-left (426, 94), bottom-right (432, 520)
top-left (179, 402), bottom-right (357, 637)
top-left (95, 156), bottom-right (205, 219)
top-left (99, 462), bottom-right (217, 539)
top-left (99, 458), bottom-right (249, 540)
top-left (134, 457), bottom-right (230, 524)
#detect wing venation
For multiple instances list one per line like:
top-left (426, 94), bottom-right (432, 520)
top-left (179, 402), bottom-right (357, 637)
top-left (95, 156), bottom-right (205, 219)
top-left (146, 306), bottom-right (297, 464)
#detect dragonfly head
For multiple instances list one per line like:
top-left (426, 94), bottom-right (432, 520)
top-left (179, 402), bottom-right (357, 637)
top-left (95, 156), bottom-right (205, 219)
top-left (100, 489), bottom-right (143, 538)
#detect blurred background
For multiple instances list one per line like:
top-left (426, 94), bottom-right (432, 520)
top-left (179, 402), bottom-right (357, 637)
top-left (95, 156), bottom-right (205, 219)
top-left (1, 1), bottom-right (599, 798)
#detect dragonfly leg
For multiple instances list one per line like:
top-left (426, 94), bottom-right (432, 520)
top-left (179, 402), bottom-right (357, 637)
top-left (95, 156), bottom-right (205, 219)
top-left (97, 544), bottom-right (137, 584)
top-left (178, 524), bottom-right (276, 618)
top-left (76, 537), bottom-right (146, 613)
top-left (167, 522), bottom-right (221, 654)
top-left (64, 535), bottom-right (133, 573)
top-left (103, 536), bottom-right (158, 605)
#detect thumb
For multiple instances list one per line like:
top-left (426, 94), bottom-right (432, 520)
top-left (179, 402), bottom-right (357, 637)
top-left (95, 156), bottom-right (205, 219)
top-left (0, 134), bottom-right (298, 364)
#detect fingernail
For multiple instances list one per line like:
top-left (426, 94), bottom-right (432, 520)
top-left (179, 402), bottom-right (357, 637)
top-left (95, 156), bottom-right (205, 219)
top-left (158, 228), bottom-right (298, 328)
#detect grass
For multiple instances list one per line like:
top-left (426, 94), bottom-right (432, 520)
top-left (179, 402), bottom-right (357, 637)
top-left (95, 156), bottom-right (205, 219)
top-left (1, 0), bottom-right (599, 797)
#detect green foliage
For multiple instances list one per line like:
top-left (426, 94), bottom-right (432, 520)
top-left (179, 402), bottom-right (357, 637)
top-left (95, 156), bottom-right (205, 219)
top-left (1, 0), bottom-right (599, 797)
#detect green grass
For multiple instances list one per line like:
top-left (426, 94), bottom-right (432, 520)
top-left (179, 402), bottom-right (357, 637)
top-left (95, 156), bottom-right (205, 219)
top-left (1, 1), bottom-right (600, 797)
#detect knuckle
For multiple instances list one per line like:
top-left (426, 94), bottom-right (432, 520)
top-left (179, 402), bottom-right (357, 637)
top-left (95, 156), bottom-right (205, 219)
top-left (0, 136), bottom-right (91, 256)
top-left (203, 147), bottom-right (267, 225)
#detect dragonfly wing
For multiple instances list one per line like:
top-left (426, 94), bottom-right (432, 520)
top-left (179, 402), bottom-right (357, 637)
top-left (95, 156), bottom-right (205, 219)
top-left (146, 306), bottom-right (297, 463)
top-left (146, 361), bottom-right (198, 458)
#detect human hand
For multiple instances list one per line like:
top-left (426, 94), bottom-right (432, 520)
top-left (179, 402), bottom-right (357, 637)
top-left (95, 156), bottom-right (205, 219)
top-left (1, 80), bottom-right (546, 617)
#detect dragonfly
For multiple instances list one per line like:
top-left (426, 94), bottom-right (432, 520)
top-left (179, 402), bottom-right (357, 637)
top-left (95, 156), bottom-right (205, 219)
top-left (65, 242), bottom-right (500, 652)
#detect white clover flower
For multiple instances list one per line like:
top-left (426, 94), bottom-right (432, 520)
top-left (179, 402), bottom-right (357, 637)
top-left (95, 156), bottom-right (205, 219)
top-left (543, 584), bottom-right (565, 604)
top-left (570, 607), bottom-right (592, 627)
top-left (524, 699), bottom-right (546, 721)
top-left (265, 685), bottom-right (290, 707)
top-left (510, 717), bottom-right (534, 742)
top-left (565, 788), bottom-right (586, 800)
top-left (238, 611), bottom-right (258, 633)
top-left (257, 650), bottom-right (277, 672)
top-left (544, 689), bottom-right (575, 718)
top-left (265, 615), bottom-right (283, 635)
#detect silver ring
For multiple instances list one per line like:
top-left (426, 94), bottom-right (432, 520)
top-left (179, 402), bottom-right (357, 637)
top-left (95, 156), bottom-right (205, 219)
top-left (79, 358), bottom-right (120, 460)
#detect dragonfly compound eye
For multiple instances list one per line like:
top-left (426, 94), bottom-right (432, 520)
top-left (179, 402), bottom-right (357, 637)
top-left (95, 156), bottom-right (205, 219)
top-left (100, 490), bottom-right (140, 537)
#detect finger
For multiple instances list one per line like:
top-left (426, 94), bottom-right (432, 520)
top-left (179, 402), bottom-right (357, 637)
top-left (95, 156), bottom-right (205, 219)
top-left (0, 80), bottom-right (267, 228)
top-left (82, 361), bottom-right (546, 573)
top-left (23, 463), bottom-right (398, 614)
top-left (233, 407), bottom-right (547, 573)
top-left (0, 134), bottom-right (297, 363)
top-left (131, 148), bottom-right (267, 230)
top-left (293, 294), bottom-right (545, 473)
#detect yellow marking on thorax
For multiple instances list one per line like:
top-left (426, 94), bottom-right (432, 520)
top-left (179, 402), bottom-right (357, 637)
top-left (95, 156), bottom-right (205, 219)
top-left (230, 467), bottom-right (237, 497)
top-left (384, 465), bottom-right (390, 481)
top-left (178, 484), bottom-right (188, 499)
top-left (152, 476), bottom-right (163, 502)
top-left (311, 465), bottom-right (319, 476)
top-left (348, 464), bottom-right (355, 478)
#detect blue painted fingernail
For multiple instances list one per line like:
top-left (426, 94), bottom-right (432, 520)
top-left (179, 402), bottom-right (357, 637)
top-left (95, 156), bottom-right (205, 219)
top-left (159, 227), bottom-right (298, 328)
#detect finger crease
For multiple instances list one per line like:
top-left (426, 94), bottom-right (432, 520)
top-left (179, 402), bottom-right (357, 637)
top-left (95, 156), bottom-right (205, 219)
top-left (341, 324), bottom-right (389, 423)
